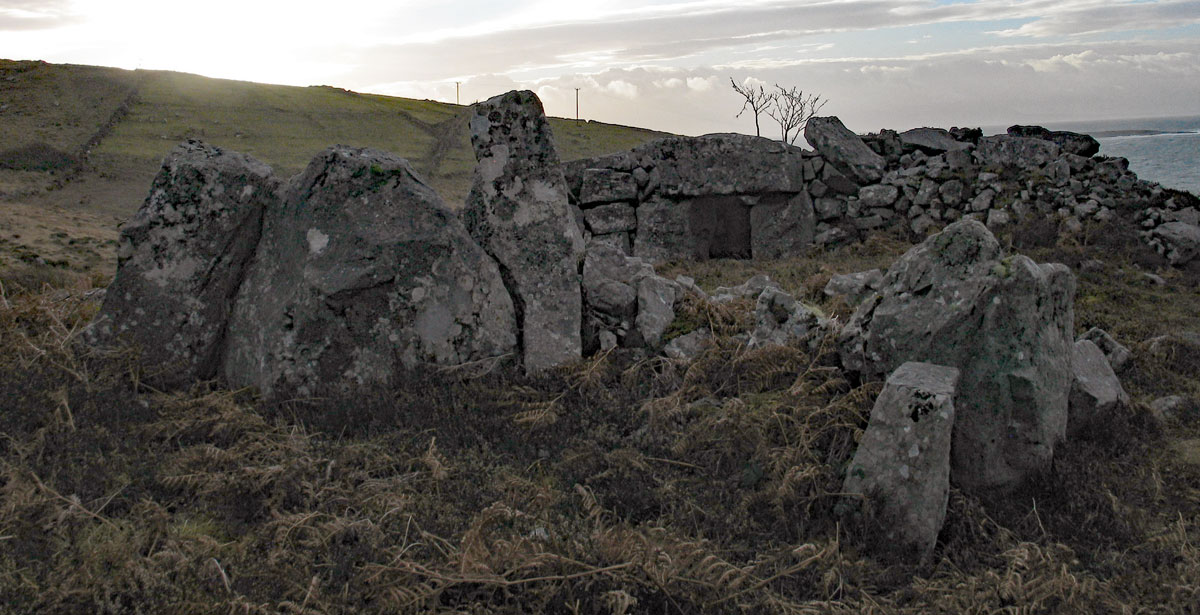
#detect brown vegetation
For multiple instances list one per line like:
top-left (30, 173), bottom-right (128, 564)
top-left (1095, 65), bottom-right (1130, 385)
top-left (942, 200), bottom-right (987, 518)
top-left (2, 227), bottom-right (1198, 614)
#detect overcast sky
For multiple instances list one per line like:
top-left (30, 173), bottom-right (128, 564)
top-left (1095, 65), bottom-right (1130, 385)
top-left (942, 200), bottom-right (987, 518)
top-left (3, 0), bottom-right (1199, 136)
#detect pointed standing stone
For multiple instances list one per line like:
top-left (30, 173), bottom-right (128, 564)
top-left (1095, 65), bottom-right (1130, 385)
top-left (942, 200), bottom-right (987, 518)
top-left (463, 90), bottom-right (585, 373)
top-left (87, 140), bottom-right (277, 386)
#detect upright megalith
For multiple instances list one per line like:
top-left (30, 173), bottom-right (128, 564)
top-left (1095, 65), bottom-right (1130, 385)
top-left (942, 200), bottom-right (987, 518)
top-left (87, 140), bottom-right (277, 385)
top-left (840, 220), bottom-right (1076, 492)
top-left (843, 362), bottom-right (960, 558)
top-left (463, 90), bottom-right (585, 373)
top-left (223, 146), bottom-right (517, 396)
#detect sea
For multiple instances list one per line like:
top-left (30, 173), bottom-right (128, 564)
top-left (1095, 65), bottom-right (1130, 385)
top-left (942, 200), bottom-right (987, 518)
top-left (984, 115), bottom-right (1200, 196)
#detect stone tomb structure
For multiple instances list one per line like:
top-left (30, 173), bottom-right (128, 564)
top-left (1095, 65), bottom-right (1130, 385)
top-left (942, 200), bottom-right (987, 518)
top-left (564, 116), bottom-right (1199, 266)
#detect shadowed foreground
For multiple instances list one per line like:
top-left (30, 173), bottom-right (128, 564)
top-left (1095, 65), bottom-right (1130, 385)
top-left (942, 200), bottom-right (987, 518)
top-left (2, 224), bottom-right (1199, 614)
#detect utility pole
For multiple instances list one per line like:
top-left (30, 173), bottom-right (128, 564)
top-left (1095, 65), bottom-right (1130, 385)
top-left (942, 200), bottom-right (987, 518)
top-left (455, 82), bottom-right (460, 105)
top-left (575, 88), bottom-right (580, 121)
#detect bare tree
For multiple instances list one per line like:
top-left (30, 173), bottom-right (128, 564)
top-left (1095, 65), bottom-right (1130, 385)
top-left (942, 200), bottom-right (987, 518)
top-left (766, 85), bottom-right (827, 146)
top-left (730, 78), bottom-right (776, 138)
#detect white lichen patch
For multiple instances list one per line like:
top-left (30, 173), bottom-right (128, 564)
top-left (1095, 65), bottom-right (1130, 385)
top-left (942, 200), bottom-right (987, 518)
top-left (306, 228), bottom-right (330, 255)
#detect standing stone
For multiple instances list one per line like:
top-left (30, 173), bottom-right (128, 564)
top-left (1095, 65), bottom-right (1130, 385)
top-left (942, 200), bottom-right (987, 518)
top-left (804, 116), bottom-right (885, 184)
top-left (88, 140), bottom-right (278, 386)
top-left (463, 90), bottom-right (585, 373)
top-left (1068, 340), bottom-right (1130, 437)
top-left (749, 192), bottom-right (815, 259)
top-left (843, 362), bottom-right (960, 558)
top-left (840, 220), bottom-right (1076, 492)
top-left (223, 146), bottom-right (517, 396)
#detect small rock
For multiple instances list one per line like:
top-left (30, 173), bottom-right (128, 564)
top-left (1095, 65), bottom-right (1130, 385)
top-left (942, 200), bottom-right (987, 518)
top-left (1080, 328), bottom-right (1131, 372)
top-left (664, 328), bottom-right (713, 361)
top-left (823, 269), bottom-right (884, 305)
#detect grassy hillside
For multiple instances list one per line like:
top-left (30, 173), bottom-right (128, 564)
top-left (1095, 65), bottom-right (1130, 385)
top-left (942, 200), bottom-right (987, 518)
top-left (0, 59), bottom-right (669, 275)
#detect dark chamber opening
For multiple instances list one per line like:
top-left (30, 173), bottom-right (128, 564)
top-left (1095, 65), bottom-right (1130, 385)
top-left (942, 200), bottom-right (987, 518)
top-left (687, 196), bottom-right (752, 259)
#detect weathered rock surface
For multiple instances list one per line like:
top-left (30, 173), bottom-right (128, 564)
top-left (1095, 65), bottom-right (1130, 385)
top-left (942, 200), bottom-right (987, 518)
top-left (898, 128), bottom-right (971, 155)
top-left (748, 287), bottom-right (825, 349)
top-left (1081, 327), bottom-right (1131, 372)
top-left (664, 328), bottom-right (713, 361)
top-left (974, 135), bottom-right (1061, 169)
top-left (633, 196), bottom-right (694, 262)
top-left (840, 220), bottom-right (1076, 492)
top-left (804, 116), bottom-right (885, 184)
top-left (1007, 125), bottom-right (1101, 158)
top-left (1150, 221), bottom-right (1200, 265)
top-left (580, 168), bottom-right (637, 204)
top-left (636, 133), bottom-right (806, 197)
top-left (1068, 339), bottom-right (1130, 437)
top-left (843, 362), bottom-right (960, 557)
top-left (749, 192), bottom-right (815, 259)
top-left (223, 146), bottom-right (517, 396)
top-left (583, 202), bottom-right (637, 235)
top-left (581, 241), bottom-right (680, 350)
top-left (823, 269), bottom-right (883, 305)
top-left (463, 90), bottom-right (585, 373)
top-left (636, 274), bottom-right (679, 347)
top-left (88, 140), bottom-right (277, 385)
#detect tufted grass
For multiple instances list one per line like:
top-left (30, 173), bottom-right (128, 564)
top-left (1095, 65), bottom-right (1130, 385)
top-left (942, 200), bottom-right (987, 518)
top-left (2, 224), bottom-right (1199, 613)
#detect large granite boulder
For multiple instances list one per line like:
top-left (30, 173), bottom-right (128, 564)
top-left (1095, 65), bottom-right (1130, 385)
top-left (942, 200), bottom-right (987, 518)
top-left (632, 133), bottom-right (806, 197)
top-left (843, 362), bottom-right (960, 558)
top-left (804, 116), bottom-right (885, 184)
top-left (1007, 125), bottom-right (1100, 158)
top-left (463, 90), bottom-right (586, 373)
top-left (840, 220), bottom-right (1076, 492)
top-left (1068, 339), bottom-right (1130, 437)
top-left (88, 140), bottom-right (277, 385)
top-left (223, 146), bottom-right (517, 396)
top-left (974, 135), bottom-right (1061, 170)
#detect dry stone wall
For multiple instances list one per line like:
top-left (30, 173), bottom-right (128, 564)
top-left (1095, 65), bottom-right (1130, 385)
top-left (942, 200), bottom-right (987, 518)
top-left (564, 118), bottom-right (1200, 267)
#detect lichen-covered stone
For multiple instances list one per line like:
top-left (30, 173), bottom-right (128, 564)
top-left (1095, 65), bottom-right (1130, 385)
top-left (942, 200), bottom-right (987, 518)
top-left (463, 90), bottom-right (585, 373)
top-left (88, 140), bottom-right (277, 386)
top-left (840, 220), bottom-right (1075, 492)
top-left (223, 146), bottom-right (517, 396)
top-left (843, 362), bottom-right (960, 558)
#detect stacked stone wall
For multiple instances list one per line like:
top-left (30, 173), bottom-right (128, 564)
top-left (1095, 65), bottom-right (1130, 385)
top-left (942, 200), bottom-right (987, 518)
top-left (563, 119), bottom-right (1198, 265)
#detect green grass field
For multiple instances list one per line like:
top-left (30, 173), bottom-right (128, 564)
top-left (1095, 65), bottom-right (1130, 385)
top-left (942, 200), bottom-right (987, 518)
top-left (0, 59), bottom-right (668, 276)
